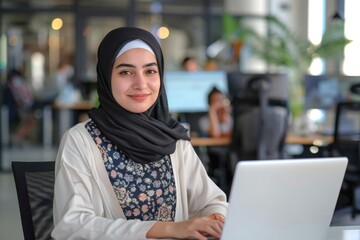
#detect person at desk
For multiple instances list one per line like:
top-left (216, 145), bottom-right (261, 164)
top-left (52, 27), bottom-right (227, 240)
top-left (199, 86), bottom-right (233, 180)
top-left (199, 86), bottom-right (233, 138)
top-left (181, 56), bottom-right (200, 72)
top-left (3, 69), bottom-right (42, 145)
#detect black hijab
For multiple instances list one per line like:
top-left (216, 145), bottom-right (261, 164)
top-left (88, 27), bottom-right (190, 164)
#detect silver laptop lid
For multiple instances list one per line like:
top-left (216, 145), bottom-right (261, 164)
top-left (222, 157), bottom-right (348, 240)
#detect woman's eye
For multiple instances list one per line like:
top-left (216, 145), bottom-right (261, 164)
top-left (119, 70), bottom-right (132, 75)
top-left (147, 69), bottom-right (158, 74)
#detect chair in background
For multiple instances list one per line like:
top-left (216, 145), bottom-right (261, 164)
top-left (12, 161), bottom-right (55, 240)
top-left (327, 101), bottom-right (360, 218)
top-left (223, 75), bottom-right (290, 192)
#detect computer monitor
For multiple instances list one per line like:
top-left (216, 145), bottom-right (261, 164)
top-left (304, 74), bottom-right (360, 135)
top-left (164, 70), bottom-right (228, 113)
top-left (304, 74), bottom-right (340, 109)
top-left (226, 72), bottom-right (289, 101)
top-left (304, 74), bottom-right (360, 109)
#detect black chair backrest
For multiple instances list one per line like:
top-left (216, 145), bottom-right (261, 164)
top-left (334, 102), bottom-right (360, 143)
top-left (331, 102), bottom-right (360, 168)
top-left (230, 75), bottom-right (289, 162)
top-left (12, 161), bottom-right (55, 240)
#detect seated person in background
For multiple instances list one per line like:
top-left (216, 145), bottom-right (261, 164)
top-left (52, 27), bottom-right (227, 240)
top-left (199, 87), bottom-right (233, 181)
top-left (181, 56), bottom-right (200, 72)
top-left (199, 86), bottom-right (233, 138)
top-left (2, 69), bottom-right (40, 145)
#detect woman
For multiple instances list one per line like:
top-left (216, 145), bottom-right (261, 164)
top-left (52, 27), bottom-right (227, 240)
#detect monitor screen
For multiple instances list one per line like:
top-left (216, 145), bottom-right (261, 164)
top-left (304, 74), bottom-right (360, 135)
top-left (304, 74), bottom-right (340, 109)
top-left (304, 74), bottom-right (360, 109)
top-left (164, 70), bottom-right (228, 113)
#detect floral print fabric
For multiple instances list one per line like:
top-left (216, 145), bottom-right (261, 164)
top-left (85, 120), bottom-right (176, 221)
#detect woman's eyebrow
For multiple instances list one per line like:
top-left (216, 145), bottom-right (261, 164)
top-left (143, 62), bottom-right (158, 68)
top-left (114, 63), bottom-right (135, 69)
top-left (114, 62), bottom-right (158, 69)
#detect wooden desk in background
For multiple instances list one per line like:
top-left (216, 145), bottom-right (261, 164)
top-left (52, 100), bottom-right (94, 110)
top-left (190, 133), bottom-right (334, 147)
top-left (190, 137), bottom-right (231, 146)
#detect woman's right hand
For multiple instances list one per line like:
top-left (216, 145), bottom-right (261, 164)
top-left (147, 216), bottom-right (224, 240)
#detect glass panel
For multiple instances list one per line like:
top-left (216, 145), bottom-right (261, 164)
top-left (80, 16), bottom-right (125, 83)
top-left (135, 14), bottom-right (206, 71)
top-left (1, 0), bottom-right (74, 9)
top-left (1, 13), bottom-right (75, 94)
top-left (210, 0), bottom-right (224, 14)
top-left (137, 1), bottom-right (203, 14)
top-left (79, 0), bottom-right (129, 9)
top-left (1, 0), bottom-right (129, 9)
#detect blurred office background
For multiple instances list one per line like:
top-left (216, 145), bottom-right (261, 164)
top-left (1, 0), bottom-right (360, 238)
top-left (2, 0), bottom-right (358, 169)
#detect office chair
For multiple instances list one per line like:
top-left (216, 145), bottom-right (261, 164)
top-left (12, 161), bottom-right (55, 240)
top-left (327, 101), bottom-right (360, 218)
top-left (224, 76), bottom-right (289, 191)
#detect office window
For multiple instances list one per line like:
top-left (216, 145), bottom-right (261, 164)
top-left (79, 0), bottom-right (129, 9)
top-left (1, 13), bottom-right (74, 92)
top-left (1, 0), bottom-right (75, 9)
top-left (80, 16), bottom-right (125, 82)
top-left (135, 14), bottom-right (206, 71)
top-left (307, 0), bottom-right (326, 75)
top-left (343, 0), bottom-right (360, 76)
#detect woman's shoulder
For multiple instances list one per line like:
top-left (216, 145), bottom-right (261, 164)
top-left (60, 119), bottom-right (92, 146)
top-left (56, 119), bottom-right (96, 167)
top-left (175, 138), bottom-right (192, 149)
top-left (67, 119), bottom-right (91, 134)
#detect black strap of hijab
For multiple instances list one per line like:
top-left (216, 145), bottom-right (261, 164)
top-left (88, 27), bottom-right (189, 163)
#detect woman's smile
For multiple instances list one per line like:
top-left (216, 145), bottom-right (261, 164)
top-left (128, 93), bottom-right (151, 102)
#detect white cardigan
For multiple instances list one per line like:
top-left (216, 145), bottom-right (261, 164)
top-left (52, 120), bottom-right (228, 240)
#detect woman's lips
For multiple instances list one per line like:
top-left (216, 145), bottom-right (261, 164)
top-left (129, 94), bottom-right (150, 101)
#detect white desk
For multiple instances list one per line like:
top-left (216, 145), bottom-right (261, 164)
top-left (327, 226), bottom-right (360, 240)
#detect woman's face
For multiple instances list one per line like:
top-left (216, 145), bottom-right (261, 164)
top-left (111, 48), bottom-right (161, 113)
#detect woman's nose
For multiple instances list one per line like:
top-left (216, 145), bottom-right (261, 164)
top-left (133, 73), bottom-right (147, 89)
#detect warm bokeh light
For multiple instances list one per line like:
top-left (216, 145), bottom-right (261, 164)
top-left (51, 18), bottom-right (63, 30)
top-left (157, 27), bottom-right (169, 39)
top-left (309, 146), bottom-right (319, 154)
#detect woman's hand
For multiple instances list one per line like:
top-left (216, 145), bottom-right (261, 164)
top-left (147, 216), bottom-right (224, 240)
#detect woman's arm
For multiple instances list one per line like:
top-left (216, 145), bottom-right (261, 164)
top-left (147, 216), bottom-right (224, 240)
top-left (171, 140), bottom-right (228, 222)
top-left (183, 142), bottom-right (228, 218)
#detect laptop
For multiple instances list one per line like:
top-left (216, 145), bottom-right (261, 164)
top-left (221, 157), bottom-right (348, 240)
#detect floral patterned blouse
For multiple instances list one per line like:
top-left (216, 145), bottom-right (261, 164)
top-left (85, 119), bottom-right (177, 221)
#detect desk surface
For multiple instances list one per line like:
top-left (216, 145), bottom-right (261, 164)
top-left (190, 133), bottom-right (334, 147)
top-left (327, 226), bottom-right (360, 240)
top-left (148, 226), bottom-right (359, 240)
top-left (53, 100), bottom-right (94, 110)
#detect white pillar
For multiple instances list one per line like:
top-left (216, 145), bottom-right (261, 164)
top-left (224, 0), bottom-right (268, 72)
